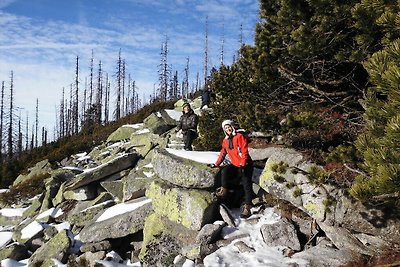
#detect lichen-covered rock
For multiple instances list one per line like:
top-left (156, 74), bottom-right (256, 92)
top-left (100, 180), bottom-right (124, 201)
top-left (0, 243), bottom-right (29, 261)
top-left (106, 125), bottom-right (138, 143)
top-left (146, 180), bottom-right (217, 231)
top-left (122, 170), bottom-right (154, 202)
top-left (65, 152), bottom-right (140, 190)
top-left (258, 147), bottom-right (399, 254)
top-left (130, 131), bottom-right (166, 156)
top-left (29, 229), bottom-right (71, 266)
top-left (79, 197), bottom-right (152, 243)
top-left (260, 217), bottom-right (301, 250)
top-left (139, 213), bottom-right (198, 267)
top-left (143, 110), bottom-right (177, 135)
top-left (68, 198), bottom-right (115, 227)
top-left (12, 159), bottom-right (54, 186)
top-left (152, 148), bottom-right (218, 189)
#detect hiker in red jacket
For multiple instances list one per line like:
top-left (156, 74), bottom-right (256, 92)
top-left (208, 119), bottom-right (254, 218)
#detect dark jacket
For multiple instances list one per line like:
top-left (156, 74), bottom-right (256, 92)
top-left (178, 109), bottom-right (198, 132)
top-left (201, 90), bottom-right (212, 107)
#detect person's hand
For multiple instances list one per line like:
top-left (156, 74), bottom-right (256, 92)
top-left (207, 163), bottom-right (217, 168)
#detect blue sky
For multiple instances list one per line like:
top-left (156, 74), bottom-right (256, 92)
top-left (0, 0), bottom-right (259, 139)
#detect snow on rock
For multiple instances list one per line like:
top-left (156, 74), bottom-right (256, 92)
top-left (134, 128), bottom-right (150, 134)
top-left (0, 258), bottom-right (29, 267)
top-left (51, 221), bottom-right (71, 232)
top-left (143, 163), bottom-right (153, 168)
top-left (143, 171), bottom-right (155, 178)
top-left (0, 207), bottom-right (28, 217)
top-left (0, 231), bottom-right (13, 247)
top-left (21, 221), bottom-right (44, 240)
top-left (164, 109), bottom-right (182, 121)
top-left (165, 148), bottom-right (219, 164)
top-left (36, 207), bottom-right (63, 220)
top-left (122, 123), bottom-right (143, 129)
top-left (96, 198), bottom-right (152, 222)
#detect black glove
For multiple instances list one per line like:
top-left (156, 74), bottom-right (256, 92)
top-left (239, 167), bottom-right (245, 176)
top-left (207, 163), bottom-right (217, 168)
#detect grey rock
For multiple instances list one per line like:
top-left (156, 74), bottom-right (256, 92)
top-left (0, 243), bottom-right (29, 261)
top-left (29, 229), bottom-right (72, 266)
top-left (260, 217), bottom-right (301, 250)
top-left (146, 180), bottom-right (217, 231)
top-left (219, 204), bottom-right (236, 228)
top-left (65, 152), bottom-right (140, 190)
top-left (80, 240), bottom-right (112, 253)
top-left (234, 240), bottom-right (255, 253)
top-left (79, 197), bottom-right (152, 243)
top-left (152, 148), bottom-right (218, 189)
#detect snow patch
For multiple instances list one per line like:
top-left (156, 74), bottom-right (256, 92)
top-left (164, 109), bottom-right (182, 121)
top-left (166, 148), bottom-right (219, 164)
top-left (134, 128), bottom-right (150, 134)
top-left (0, 231), bottom-right (13, 247)
top-left (96, 198), bottom-right (152, 222)
top-left (0, 207), bottom-right (28, 217)
top-left (122, 123), bottom-right (143, 129)
top-left (21, 221), bottom-right (44, 240)
top-left (36, 207), bottom-right (63, 220)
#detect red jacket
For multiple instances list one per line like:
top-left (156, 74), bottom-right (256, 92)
top-left (215, 132), bottom-right (250, 167)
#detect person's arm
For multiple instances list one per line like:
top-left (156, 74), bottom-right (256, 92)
top-left (188, 114), bottom-right (198, 130)
top-left (176, 115), bottom-right (183, 131)
top-left (237, 134), bottom-right (249, 167)
top-left (215, 144), bottom-right (227, 167)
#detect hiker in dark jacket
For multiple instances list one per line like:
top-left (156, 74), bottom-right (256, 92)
top-left (201, 85), bottom-right (212, 109)
top-left (177, 102), bottom-right (198, 151)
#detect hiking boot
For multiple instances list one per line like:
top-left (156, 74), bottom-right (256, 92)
top-left (215, 187), bottom-right (228, 198)
top-left (240, 204), bottom-right (252, 219)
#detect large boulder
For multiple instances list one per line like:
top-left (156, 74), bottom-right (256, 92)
top-left (28, 229), bottom-right (71, 266)
top-left (152, 148), bottom-right (217, 189)
top-left (12, 159), bottom-right (54, 186)
top-left (106, 124), bottom-right (140, 143)
top-left (139, 213), bottom-right (198, 267)
top-left (146, 180), bottom-right (217, 231)
top-left (65, 152), bottom-right (140, 190)
top-left (79, 197), bottom-right (152, 243)
top-left (143, 110), bottom-right (177, 135)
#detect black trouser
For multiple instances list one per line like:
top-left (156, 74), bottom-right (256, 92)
top-left (220, 161), bottom-right (254, 205)
top-left (183, 130), bottom-right (197, 150)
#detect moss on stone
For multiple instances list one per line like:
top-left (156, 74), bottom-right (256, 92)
top-left (259, 159), bottom-right (276, 189)
top-left (146, 180), bottom-right (215, 230)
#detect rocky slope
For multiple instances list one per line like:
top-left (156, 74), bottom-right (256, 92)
top-left (0, 97), bottom-right (399, 267)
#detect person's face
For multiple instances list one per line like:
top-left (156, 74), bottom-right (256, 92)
top-left (183, 106), bottom-right (190, 113)
top-left (224, 124), bottom-right (233, 134)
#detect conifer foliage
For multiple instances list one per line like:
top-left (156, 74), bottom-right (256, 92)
top-left (352, 2), bottom-right (400, 200)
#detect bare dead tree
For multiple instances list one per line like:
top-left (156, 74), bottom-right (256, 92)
top-left (35, 98), bottom-right (38, 147)
top-left (0, 81), bottom-right (4, 161)
top-left (89, 50), bottom-right (94, 111)
top-left (115, 49), bottom-right (123, 120)
top-left (183, 57), bottom-right (189, 99)
top-left (104, 73), bottom-right (110, 124)
top-left (122, 60), bottom-right (126, 117)
top-left (220, 22), bottom-right (225, 66)
top-left (18, 118), bottom-right (22, 155)
top-left (158, 35), bottom-right (170, 101)
top-left (7, 71), bottom-right (14, 158)
top-left (204, 16), bottom-right (209, 86)
top-left (74, 56), bottom-right (79, 134)
top-left (96, 60), bottom-right (103, 124)
top-left (25, 113), bottom-right (28, 151)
